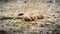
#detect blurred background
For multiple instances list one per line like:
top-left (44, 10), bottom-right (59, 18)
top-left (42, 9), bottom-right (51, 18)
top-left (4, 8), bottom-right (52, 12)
top-left (0, 0), bottom-right (60, 34)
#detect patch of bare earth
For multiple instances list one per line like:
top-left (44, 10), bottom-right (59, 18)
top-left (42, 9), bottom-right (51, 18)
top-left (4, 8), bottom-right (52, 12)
top-left (0, 0), bottom-right (60, 34)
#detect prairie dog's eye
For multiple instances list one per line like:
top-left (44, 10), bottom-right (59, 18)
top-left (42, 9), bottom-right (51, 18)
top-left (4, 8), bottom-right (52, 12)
top-left (18, 12), bottom-right (24, 16)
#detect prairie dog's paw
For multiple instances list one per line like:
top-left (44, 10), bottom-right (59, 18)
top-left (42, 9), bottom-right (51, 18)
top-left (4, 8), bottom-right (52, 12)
top-left (31, 14), bottom-right (44, 20)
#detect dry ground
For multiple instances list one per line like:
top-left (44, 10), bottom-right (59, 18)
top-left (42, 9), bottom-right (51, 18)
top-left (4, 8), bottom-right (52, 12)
top-left (0, 0), bottom-right (60, 34)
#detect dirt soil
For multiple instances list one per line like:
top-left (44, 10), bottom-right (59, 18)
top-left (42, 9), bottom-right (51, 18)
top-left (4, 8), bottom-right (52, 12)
top-left (0, 0), bottom-right (60, 34)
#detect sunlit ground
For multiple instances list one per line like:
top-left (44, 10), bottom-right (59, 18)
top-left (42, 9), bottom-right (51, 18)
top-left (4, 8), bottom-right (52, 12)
top-left (0, 0), bottom-right (60, 34)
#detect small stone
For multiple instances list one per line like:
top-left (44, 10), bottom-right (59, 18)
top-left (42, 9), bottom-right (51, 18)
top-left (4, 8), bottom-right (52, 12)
top-left (40, 24), bottom-right (45, 27)
top-left (53, 0), bottom-right (55, 3)
top-left (24, 1), bottom-right (27, 3)
top-left (48, 9), bottom-right (51, 11)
